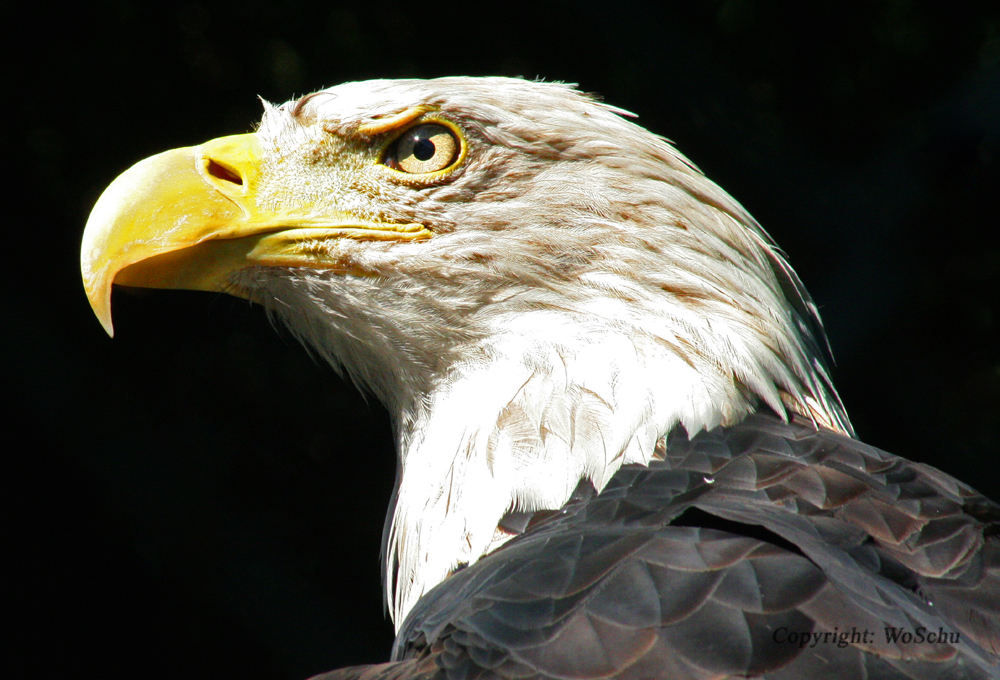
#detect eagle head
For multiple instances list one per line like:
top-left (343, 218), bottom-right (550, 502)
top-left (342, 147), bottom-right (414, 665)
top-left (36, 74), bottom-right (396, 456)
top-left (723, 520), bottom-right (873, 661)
top-left (82, 77), bottom-right (850, 625)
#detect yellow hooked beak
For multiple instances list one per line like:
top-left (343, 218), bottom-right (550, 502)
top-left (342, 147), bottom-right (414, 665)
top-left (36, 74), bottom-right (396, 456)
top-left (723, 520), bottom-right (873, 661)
top-left (81, 133), bottom-right (432, 336)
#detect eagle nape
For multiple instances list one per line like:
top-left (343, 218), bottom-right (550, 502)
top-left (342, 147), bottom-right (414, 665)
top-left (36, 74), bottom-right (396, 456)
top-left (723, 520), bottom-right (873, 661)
top-left (81, 77), bottom-right (1000, 680)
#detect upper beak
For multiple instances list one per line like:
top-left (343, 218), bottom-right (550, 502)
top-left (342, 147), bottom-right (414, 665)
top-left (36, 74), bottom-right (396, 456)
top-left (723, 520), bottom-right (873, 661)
top-left (81, 134), bottom-right (268, 336)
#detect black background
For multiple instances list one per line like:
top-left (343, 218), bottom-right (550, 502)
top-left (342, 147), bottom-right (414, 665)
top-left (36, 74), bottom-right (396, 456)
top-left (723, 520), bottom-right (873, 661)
top-left (7, 2), bottom-right (999, 679)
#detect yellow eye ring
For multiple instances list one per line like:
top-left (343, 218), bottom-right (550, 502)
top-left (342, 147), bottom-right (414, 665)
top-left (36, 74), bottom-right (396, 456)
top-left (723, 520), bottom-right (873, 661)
top-left (383, 122), bottom-right (464, 175)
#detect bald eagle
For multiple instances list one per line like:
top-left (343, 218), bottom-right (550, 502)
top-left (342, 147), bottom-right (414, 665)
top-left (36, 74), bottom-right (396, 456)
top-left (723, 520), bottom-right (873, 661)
top-left (82, 78), bottom-right (999, 679)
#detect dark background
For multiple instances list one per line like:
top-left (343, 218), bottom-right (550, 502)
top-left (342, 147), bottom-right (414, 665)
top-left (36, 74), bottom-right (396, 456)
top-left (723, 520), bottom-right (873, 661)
top-left (6, 1), bottom-right (998, 679)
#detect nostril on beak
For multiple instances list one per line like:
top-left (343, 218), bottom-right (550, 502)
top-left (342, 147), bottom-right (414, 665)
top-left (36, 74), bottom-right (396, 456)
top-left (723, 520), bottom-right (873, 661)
top-left (207, 160), bottom-right (243, 186)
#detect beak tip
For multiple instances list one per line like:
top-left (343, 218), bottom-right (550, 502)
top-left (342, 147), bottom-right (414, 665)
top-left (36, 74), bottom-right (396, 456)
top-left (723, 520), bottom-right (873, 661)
top-left (90, 296), bottom-right (116, 337)
top-left (99, 314), bottom-right (116, 338)
top-left (82, 273), bottom-right (116, 338)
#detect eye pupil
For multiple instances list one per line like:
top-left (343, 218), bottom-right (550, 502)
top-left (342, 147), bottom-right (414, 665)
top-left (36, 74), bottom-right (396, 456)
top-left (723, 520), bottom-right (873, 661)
top-left (413, 138), bottom-right (435, 161)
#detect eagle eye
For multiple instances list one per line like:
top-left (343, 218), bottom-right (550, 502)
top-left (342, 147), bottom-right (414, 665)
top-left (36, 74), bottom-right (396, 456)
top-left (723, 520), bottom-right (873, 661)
top-left (386, 124), bottom-right (460, 174)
